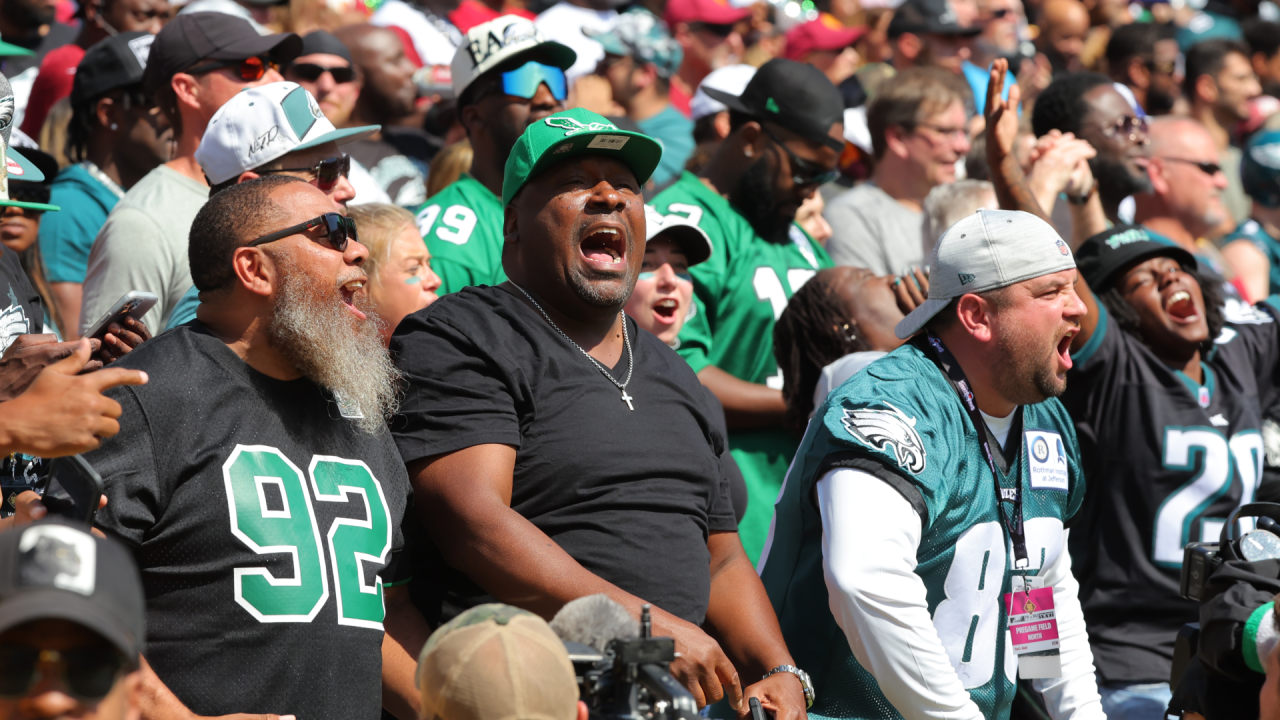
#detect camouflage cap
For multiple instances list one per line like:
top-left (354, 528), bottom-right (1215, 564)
top-left (416, 603), bottom-right (580, 720)
top-left (585, 8), bottom-right (683, 79)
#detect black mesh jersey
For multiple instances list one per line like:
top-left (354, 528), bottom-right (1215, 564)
top-left (87, 323), bottom-right (412, 720)
top-left (1062, 300), bottom-right (1280, 684)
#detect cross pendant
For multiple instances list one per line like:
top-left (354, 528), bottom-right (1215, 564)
top-left (620, 389), bottom-right (634, 411)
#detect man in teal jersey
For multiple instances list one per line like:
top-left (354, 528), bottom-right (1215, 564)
top-left (1223, 129), bottom-right (1280, 300)
top-left (759, 209), bottom-right (1105, 720)
top-left (650, 58), bottom-right (841, 562)
top-left (418, 16), bottom-right (574, 295)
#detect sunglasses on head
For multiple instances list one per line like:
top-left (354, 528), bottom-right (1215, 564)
top-left (0, 645), bottom-right (126, 700)
top-left (249, 212), bottom-right (358, 252)
top-left (288, 62), bottom-right (356, 84)
top-left (1162, 157), bottom-right (1223, 176)
top-left (259, 154), bottom-right (352, 192)
top-left (760, 124), bottom-right (840, 187)
top-left (186, 55), bottom-right (278, 82)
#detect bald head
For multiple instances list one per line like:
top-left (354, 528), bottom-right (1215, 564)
top-left (1142, 115), bottom-right (1228, 238)
top-left (1147, 115), bottom-right (1216, 157)
top-left (1039, 0), bottom-right (1089, 71)
top-left (333, 23), bottom-right (418, 122)
top-left (1042, 0), bottom-right (1089, 29)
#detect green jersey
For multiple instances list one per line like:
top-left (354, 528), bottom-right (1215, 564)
top-left (416, 174), bottom-right (506, 295)
top-left (650, 172), bottom-right (832, 563)
top-left (758, 339), bottom-right (1085, 719)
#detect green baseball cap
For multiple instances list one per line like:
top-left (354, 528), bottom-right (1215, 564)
top-left (502, 107), bottom-right (663, 207)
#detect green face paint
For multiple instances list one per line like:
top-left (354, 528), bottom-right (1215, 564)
top-left (405, 275), bottom-right (422, 284)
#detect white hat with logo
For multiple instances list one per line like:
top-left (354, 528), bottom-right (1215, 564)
top-left (451, 15), bottom-right (576, 99)
top-left (195, 81), bottom-right (379, 186)
top-left (895, 209), bottom-right (1078, 339)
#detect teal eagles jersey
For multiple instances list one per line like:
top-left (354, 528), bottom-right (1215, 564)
top-left (1225, 219), bottom-right (1280, 295)
top-left (416, 174), bottom-right (506, 295)
top-left (759, 339), bottom-right (1085, 720)
top-left (650, 172), bottom-right (833, 563)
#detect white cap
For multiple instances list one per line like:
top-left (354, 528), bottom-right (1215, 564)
top-left (690, 64), bottom-right (756, 121)
top-left (645, 205), bottom-right (713, 266)
top-left (451, 15), bottom-right (576, 99)
top-left (894, 209), bottom-right (1077, 339)
top-left (195, 82), bottom-right (379, 186)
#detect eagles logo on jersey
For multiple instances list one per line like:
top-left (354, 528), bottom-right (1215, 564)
top-left (841, 402), bottom-right (926, 475)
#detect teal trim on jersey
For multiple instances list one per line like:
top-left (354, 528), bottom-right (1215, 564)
top-left (1225, 219), bottom-right (1280, 295)
top-left (1244, 601), bottom-right (1274, 673)
top-left (759, 340), bottom-right (1086, 720)
top-left (1073, 302), bottom-right (1109, 369)
top-left (1174, 364), bottom-right (1215, 405)
top-left (1264, 295), bottom-right (1280, 317)
top-left (383, 577), bottom-right (413, 588)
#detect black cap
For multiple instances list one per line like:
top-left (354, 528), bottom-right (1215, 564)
top-left (298, 30), bottom-right (352, 63)
top-left (71, 32), bottom-right (152, 108)
top-left (0, 519), bottom-right (145, 664)
top-left (888, 0), bottom-right (981, 38)
top-left (1076, 224), bottom-right (1198, 291)
top-left (142, 13), bottom-right (303, 96)
top-left (700, 58), bottom-right (845, 152)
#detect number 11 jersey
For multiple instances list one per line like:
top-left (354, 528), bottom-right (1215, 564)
top-left (87, 323), bottom-right (413, 720)
top-left (1061, 300), bottom-right (1280, 685)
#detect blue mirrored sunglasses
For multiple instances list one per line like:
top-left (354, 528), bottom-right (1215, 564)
top-left (502, 61), bottom-right (567, 101)
top-left (638, 271), bottom-right (693, 282)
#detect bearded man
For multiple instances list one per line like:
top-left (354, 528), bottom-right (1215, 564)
top-left (84, 175), bottom-right (429, 720)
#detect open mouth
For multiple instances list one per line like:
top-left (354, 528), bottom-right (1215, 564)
top-left (1056, 330), bottom-right (1075, 370)
top-left (652, 297), bottom-right (680, 324)
top-left (580, 226), bottom-right (625, 267)
top-left (1165, 290), bottom-right (1199, 323)
top-left (340, 278), bottom-right (368, 320)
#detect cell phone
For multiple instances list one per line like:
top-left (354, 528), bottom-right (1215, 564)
top-left (40, 455), bottom-right (104, 526)
top-left (749, 697), bottom-right (773, 720)
top-left (84, 291), bottom-right (158, 341)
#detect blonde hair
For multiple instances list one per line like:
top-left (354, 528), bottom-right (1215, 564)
top-left (427, 139), bottom-right (473, 198)
top-left (348, 203), bottom-right (417, 284)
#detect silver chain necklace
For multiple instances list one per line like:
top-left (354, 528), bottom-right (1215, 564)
top-left (509, 282), bottom-right (635, 411)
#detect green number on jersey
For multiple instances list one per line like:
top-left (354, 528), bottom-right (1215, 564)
top-left (1153, 428), bottom-right (1263, 566)
top-left (310, 456), bottom-right (393, 628)
top-left (223, 445), bottom-right (395, 626)
top-left (224, 446), bottom-right (329, 622)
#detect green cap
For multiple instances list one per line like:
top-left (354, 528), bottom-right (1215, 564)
top-left (502, 107), bottom-right (663, 207)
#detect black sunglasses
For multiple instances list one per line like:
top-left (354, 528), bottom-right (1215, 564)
top-left (186, 55), bottom-right (278, 82)
top-left (0, 645), bottom-right (126, 700)
top-left (249, 212), bottom-right (358, 252)
top-left (760, 123), bottom-right (840, 187)
top-left (289, 62), bottom-right (356, 84)
top-left (1162, 157), bottom-right (1223, 176)
top-left (689, 21), bottom-right (736, 37)
top-left (258, 155), bottom-right (351, 192)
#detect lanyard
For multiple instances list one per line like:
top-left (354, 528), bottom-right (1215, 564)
top-left (922, 332), bottom-right (1029, 568)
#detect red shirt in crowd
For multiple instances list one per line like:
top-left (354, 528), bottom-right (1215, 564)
top-left (21, 44), bottom-right (84, 138)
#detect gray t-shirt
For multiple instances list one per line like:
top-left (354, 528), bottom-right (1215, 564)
top-left (79, 165), bottom-right (209, 335)
top-left (823, 182), bottom-right (924, 275)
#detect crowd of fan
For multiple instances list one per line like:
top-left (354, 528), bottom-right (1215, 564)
top-left (2, 0), bottom-right (1280, 717)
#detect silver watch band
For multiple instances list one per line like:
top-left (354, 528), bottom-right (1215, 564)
top-left (763, 664), bottom-right (815, 709)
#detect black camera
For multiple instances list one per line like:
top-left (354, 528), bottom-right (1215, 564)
top-left (563, 605), bottom-right (699, 720)
top-left (1180, 504), bottom-right (1280, 601)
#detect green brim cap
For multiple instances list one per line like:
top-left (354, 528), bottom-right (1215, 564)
top-left (0, 40), bottom-right (32, 57)
top-left (0, 199), bottom-right (59, 211)
top-left (502, 108), bottom-right (662, 207)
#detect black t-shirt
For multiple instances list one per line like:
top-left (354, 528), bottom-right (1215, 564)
top-left (0, 246), bottom-right (42, 350)
top-left (1062, 301), bottom-right (1280, 684)
top-left (87, 323), bottom-right (412, 720)
top-left (390, 284), bottom-right (738, 626)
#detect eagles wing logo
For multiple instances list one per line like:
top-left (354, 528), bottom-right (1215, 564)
top-left (841, 402), bottom-right (927, 475)
top-left (544, 116), bottom-right (617, 136)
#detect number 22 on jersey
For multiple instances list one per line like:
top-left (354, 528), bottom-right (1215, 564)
top-left (223, 445), bottom-right (393, 629)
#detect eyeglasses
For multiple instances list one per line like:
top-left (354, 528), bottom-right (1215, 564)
top-left (1096, 114), bottom-right (1149, 142)
top-left (638, 270), bottom-right (693, 282)
top-left (289, 62), bottom-right (356, 84)
top-left (1162, 157), bottom-right (1223, 176)
top-left (248, 212), bottom-right (358, 252)
top-left (0, 645), bottom-right (126, 700)
top-left (258, 154), bottom-right (351, 192)
top-left (760, 123), bottom-right (841, 187)
top-left (186, 55), bottom-right (279, 82)
top-left (913, 121), bottom-right (969, 142)
top-left (501, 61), bottom-right (567, 101)
top-left (689, 21), bottom-right (736, 38)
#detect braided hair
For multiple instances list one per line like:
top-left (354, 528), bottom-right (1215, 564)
top-left (773, 272), bottom-right (871, 435)
top-left (1031, 72), bottom-right (1112, 138)
top-left (1096, 267), bottom-right (1226, 357)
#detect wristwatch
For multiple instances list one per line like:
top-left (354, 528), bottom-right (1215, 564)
top-left (763, 665), bottom-right (815, 709)
top-left (1066, 178), bottom-right (1097, 205)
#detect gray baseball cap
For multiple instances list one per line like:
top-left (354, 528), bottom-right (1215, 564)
top-left (895, 209), bottom-right (1077, 339)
